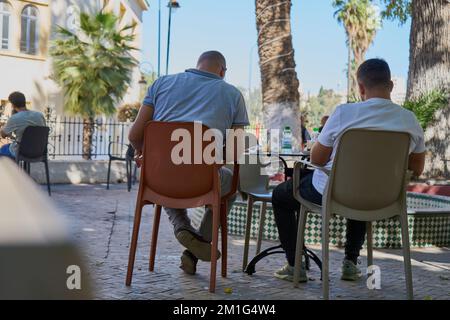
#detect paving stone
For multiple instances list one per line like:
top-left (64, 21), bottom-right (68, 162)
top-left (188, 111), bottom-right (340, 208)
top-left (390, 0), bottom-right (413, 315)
top-left (47, 184), bottom-right (450, 300)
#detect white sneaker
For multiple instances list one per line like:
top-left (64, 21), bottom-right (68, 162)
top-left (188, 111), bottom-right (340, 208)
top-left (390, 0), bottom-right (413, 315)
top-left (274, 263), bottom-right (307, 283)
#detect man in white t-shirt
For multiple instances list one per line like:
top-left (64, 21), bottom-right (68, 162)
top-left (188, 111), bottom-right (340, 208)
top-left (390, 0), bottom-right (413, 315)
top-left (272, 59), bottom-right (426, 283)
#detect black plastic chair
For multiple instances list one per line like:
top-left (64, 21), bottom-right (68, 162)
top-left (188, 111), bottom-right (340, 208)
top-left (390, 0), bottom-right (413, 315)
top-left (15, 126), bottom-right (51, 196)
top-left (106, 142), bottom-right (136, 192)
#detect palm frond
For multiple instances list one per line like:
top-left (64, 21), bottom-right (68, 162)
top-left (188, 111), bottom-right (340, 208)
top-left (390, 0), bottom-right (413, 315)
top-left (50, 10), bottom-right (138, 118)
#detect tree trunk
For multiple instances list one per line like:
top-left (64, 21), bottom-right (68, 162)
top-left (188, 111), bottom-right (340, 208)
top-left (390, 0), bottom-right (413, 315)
top-left (347, 37), bottom-right (353, 102)
top-left (82, 117), bottom-right (95, 160)
top-left (349, 37), bottom-right (371, 102)
top-left (255, 0), bottom-right (301, 150)
top-left (407, 0), bottom-right (450, 179)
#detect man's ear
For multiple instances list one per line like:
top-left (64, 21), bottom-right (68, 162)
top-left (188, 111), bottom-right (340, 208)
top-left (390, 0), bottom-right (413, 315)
top-left (388, 80), bottom-right (394, 92)
top-left (358, 82), bottom-right (365, 98)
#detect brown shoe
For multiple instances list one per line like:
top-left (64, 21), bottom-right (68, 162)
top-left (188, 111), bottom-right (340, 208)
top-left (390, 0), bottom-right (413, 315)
top-left (175, 230), bottom-right (221, 262)
top-left (180, 250), bottom-right (198, 275)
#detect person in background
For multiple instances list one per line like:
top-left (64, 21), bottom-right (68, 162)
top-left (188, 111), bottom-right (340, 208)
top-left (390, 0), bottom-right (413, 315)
top-left (300, 115), bottom-right (311, 150)
top-left (0, 92), bottom-right (46, 159)
top-left (271, 58), bottom-right (425, 283)
top-left (319, 115), bottom-right (329, 133)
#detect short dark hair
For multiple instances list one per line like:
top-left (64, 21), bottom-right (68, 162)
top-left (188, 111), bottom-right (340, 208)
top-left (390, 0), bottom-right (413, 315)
top-left (8, 91), bottom-right (27, 109)
top-left (357, 59), bottom-right (391, 89)
top-left (197, 51), bottom-right (227, 69)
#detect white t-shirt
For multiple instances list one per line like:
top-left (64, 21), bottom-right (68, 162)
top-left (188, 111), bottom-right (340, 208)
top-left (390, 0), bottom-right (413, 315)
top-left (312, 98), bottom-right (426, 195)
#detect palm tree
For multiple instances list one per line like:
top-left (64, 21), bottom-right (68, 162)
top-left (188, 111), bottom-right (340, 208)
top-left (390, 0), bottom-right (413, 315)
top-left (255, 0), bottom-right (301, 149)
top-left (50, 11), bottom-right (138, 160)
top-left (333, 0), bottom-right (381, 101)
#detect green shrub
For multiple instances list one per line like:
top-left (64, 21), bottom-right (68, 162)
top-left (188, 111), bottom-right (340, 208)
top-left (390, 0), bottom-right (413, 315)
top-left (117, 102), bottom-right (141, 122)
top-left (403, 90), bottom-right (449, 129)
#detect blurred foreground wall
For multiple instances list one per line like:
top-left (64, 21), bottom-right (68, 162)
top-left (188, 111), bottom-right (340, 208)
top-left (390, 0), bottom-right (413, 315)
top-left (0, 158), bottom-right (91, 299)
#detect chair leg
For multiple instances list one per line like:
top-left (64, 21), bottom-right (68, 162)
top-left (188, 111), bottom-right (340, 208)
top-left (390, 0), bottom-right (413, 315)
top-left (106, 159), bottom-right (112, 190)
top-left (149, 205), bottom-right (162, 271)
top-left (23, 162), bottom-right (30, 174)
top-left (126, 201), bottom-right (144, 286)
top-left (242, 197), bottom-right (254, 272)
top-left (367, 221), bottom-right (373, 267)
top-left (220, 201), bottom-right (228, 278)
top-left (132, 164), bottom-right (138, 185)
top-left (256, 201), bottom-right (267, 255)
top-left (399, 213), bottom-right (414, 300)
top-left (293, 205), bottom-right (307, 287)
top-left (322, 210), bottom-right (330, 300)
top-left (127, 160), bottom-right (132, 192)
top-left (44, 160), bottom-right (51, 196)
top-left (210, 203), bottom-right (220, 293)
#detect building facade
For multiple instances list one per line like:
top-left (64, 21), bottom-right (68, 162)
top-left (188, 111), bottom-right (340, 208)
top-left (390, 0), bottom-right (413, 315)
top-left (0, 0), bottom-right (148, 115)
top-left (391, 76), bottom-right (407, 105)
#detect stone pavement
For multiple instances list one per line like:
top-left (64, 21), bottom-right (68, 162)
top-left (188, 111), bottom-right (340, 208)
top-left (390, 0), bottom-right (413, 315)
top-left (49, 184), bottom-right (450, 300)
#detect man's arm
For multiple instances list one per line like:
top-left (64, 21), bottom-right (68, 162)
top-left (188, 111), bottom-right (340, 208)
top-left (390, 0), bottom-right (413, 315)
top-left (1, 119), bottom-right (14, 138)
top-left (310, 142), bottom-right (333, 166)
top-left (408, 152), bottom-right (425, 177)
top-left (0, 128), bottom-right (9, 139)
top-left (225, 125), bottom-right (246, 163)
top-left (128, 105), bottom-right (154, 155)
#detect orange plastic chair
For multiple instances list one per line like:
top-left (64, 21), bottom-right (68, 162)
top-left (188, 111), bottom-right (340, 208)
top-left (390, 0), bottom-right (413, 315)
top-left (125, 121), bottom-right (238, 293)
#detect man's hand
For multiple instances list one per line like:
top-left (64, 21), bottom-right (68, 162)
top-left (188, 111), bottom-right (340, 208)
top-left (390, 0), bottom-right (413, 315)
top-left (134, 149), bottom-right (143, 168)
top-left (0, 128), bottom-right (9, 139)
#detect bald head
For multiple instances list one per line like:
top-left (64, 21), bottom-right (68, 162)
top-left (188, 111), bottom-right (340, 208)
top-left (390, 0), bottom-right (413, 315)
top-left (196, 51), bottom-right (227, 78)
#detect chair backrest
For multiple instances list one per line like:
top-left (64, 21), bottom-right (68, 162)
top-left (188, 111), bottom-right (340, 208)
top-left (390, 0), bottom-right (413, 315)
top-left (327, 129), bottom-right (410, 217)
top-left (17, 126), bottom-right (50, 159)
top-left (239, 154), bottom-right (271, 194)
top-left (126, 144), bottom-right (135, 159)
top-left (108, 142), bottom-right (134, 160)
top-left (142, 121), bottom-right (220, 200)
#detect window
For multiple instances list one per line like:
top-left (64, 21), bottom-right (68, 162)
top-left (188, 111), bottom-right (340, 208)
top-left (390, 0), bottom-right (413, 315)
top-left (20, 5), bottom-right (39, 55)
top-left (0, 1), bottom-right (11, 50)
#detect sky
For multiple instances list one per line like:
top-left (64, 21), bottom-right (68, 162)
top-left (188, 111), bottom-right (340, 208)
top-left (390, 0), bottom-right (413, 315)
top-left (141, 0), bottom-right (411, 95)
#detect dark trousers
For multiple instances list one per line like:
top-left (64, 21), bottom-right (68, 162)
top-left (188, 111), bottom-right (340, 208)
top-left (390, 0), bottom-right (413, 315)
top-left (272, 171), bottom-right (366, 266)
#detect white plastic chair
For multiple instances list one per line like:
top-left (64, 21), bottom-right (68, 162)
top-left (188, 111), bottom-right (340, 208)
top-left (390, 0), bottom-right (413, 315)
top-left (239, 154), bottom-right (274, 271)
top-left (292, 129), bottom-right (414, 300)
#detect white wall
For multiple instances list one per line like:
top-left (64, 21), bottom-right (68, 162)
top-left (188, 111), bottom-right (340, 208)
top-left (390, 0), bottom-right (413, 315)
top-left (0, 0), bottom-right (146, 115)
top-left (0, 55), bottom-right (48, 111)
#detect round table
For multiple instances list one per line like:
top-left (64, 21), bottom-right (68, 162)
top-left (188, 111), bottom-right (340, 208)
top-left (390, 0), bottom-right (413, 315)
top-left (249, 151), bottom-right (311, 180)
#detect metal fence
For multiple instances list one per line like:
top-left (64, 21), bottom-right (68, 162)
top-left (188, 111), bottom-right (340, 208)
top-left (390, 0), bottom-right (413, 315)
top-left (46, 116), bottom-right (132, 159)
top-left (45, 116), bottom-right (265, 159)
